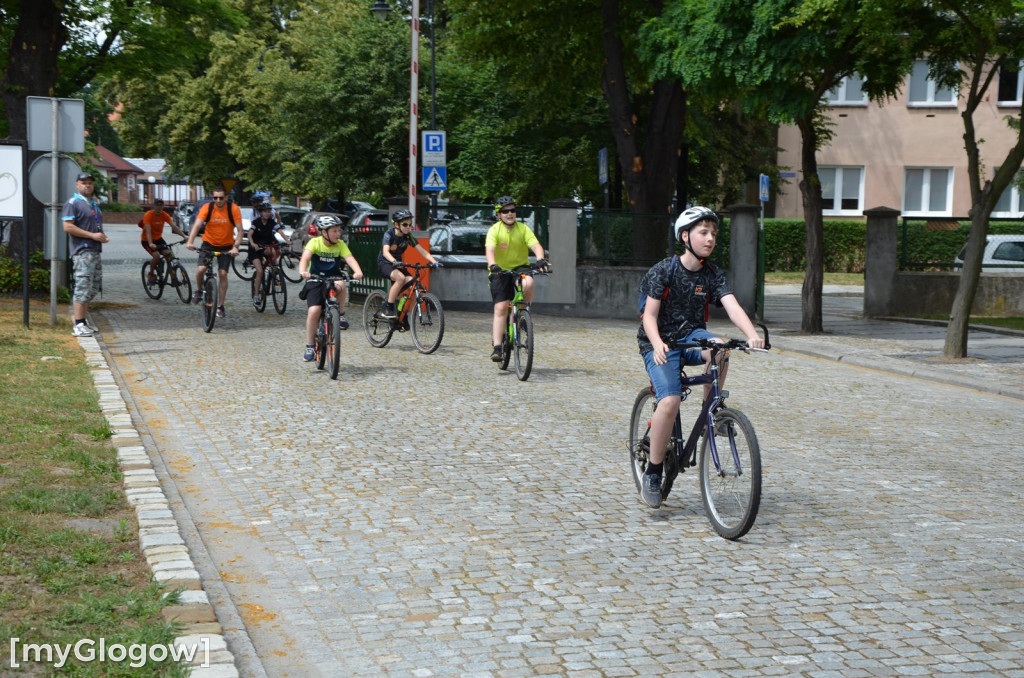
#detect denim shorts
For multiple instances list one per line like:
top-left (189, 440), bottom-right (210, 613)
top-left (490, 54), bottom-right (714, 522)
top-left (72, 250), bottom-right (102, 303)
top-left (641, 328), bottom-right (717, 400)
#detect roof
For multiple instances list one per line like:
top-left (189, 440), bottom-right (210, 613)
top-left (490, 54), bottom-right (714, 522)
top-left (123, 157), bottom-right (167, 174)
top-left (95, 145), bottom-right (144, 174)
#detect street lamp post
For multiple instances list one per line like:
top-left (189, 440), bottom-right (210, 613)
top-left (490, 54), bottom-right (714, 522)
top-left (372, 0), bottom-right (438, 224)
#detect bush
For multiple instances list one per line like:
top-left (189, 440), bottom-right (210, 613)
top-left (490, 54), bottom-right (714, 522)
top-left (0, 245), bottom-right (69, 299)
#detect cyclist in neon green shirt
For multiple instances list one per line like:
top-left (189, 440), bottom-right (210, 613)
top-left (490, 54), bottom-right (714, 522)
top-left (485, 196), bottom-right (549, 361)
top-left (299, 214), bottom-right (364, 361)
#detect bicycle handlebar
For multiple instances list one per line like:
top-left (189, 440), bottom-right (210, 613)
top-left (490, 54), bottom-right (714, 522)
top-left (671, 324), bottom-right (772, 352)
top-left (308, 272), bottom-right (352, 283)
top-left (497, 264), bottom-right (552, 277)
top-left (391, 262), bottom-right (440, 270)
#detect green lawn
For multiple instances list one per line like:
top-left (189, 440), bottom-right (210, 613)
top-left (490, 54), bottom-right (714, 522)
top-left (0, 297), bottom-right (186, 676)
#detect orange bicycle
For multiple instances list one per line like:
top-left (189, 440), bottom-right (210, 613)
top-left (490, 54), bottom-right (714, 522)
top-left (361, 263), bottom-right (445, 354)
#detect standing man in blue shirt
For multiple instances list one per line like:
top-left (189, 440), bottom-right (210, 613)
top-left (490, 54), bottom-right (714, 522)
top-left (62, 172), bottom-right (109, 336)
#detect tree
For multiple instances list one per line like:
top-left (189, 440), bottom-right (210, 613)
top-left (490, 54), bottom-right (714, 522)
top-left (642, 0), bottom-right (917, 332)
top-left (915, 0), bottom-right (1024, 358)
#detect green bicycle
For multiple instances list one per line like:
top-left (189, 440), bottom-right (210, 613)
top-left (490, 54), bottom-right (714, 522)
top-left (496, 265), bottom-right (549, 381)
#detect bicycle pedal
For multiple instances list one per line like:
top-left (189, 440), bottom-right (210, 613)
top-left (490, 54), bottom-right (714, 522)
top-left (720, 390), bottom-right (729, 399)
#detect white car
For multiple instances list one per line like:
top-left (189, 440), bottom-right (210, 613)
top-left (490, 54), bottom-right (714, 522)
top-left (954, 234), bottom-right (1024, 272)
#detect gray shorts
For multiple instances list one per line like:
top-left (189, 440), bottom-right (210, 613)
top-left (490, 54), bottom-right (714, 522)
top-left (72, 250), bottom-right (102, 303)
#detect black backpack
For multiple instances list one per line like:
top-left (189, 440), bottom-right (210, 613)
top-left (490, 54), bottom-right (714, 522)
top-left (199, 198), bottom-right (236, 227)
top-left (638, 255), bottom-right (678, 317)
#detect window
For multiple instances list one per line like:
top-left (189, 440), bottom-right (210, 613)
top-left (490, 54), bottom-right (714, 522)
top-left (903, 168), bottom-right (953, 216)
top-left (997, 61), bottom-right (1023, 106)
top-left (907, 60), bottom-right (956, 106)
top-left (820, 166), bottom-right (864, 215)
top-left (825, 74), bottom-right (868, 106)
top-left (993, 170), bottom-right (1024, 217)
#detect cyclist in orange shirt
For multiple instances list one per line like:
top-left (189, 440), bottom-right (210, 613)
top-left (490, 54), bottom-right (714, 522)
top-left (141, 198), bottom-right (186, 286)
top-left (187, 188), bottom-right (243, 317)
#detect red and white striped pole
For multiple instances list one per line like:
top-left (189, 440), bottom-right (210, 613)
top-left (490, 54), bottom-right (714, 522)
top-left (408, 0), bottom-right (420, 223)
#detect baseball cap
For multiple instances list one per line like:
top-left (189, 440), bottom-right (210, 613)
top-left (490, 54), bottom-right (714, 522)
top-left (76, 172), bottom-right (94, 181)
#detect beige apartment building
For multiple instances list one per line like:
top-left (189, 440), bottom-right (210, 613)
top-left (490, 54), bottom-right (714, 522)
top-left (775, 59), bottom-right (1024, 220)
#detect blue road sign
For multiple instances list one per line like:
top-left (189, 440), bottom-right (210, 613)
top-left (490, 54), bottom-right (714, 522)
top-left (759, 174), bottom-right (770, 202)
top-left (422, 166), bottom-right (447, 191)
top-left (422, 131), bottom-right (446, 167)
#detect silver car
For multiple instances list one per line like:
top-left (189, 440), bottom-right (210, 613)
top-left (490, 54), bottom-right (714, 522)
top-left (954, 234), bottom-right (1024, 272)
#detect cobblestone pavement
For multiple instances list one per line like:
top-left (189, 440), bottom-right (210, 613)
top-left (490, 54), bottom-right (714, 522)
top-left (89, 225), bottom-right (1024, 676)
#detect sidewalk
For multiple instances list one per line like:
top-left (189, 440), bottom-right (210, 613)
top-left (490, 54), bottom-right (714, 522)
top-left (760, 284), bottom-right (1024, 401)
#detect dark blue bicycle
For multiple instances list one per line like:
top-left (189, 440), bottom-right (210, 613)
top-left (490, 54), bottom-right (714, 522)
top-left (629, 325), bottom-right (771, 540)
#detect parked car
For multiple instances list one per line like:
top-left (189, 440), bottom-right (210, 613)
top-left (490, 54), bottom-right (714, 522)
top-left (172, 201), bottom-right (196, 232)
top-left (316, 198), bottom-right (378, 217)
top-left (346, 209), bottom-right (390, 235)
top-left (954, 234), bottom-right (1024, 272)
top-left (293, 211), bottom-right (356, 251)
top-left (427, 221), bottom-right (491, 265)
top-left (236, 204), bottom-right (308, 248)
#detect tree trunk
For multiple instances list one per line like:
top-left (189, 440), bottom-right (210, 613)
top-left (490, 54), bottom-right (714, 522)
top-left (600, 0), bottom-right (685, 265)
top-left (796, 116), bottom-right (824, 333)
top-left (1, 0), bottom-right (67, 260)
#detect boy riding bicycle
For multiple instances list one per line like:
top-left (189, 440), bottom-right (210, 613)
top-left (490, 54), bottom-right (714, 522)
top-left (637, 206), bottom-right (764, 509)
top-left (141, 198), bottom-right (187, 285)
top-left (378, 209), bottom-right (440, 318)
top-left (248, 200), bottom-right (287, 306)
top-left (299, 214), bottom-right (363, 362)
top-left (485, 196), bottom-right (549, 361)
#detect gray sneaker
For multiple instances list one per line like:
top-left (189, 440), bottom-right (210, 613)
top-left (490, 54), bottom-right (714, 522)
top-left (85, 319), bottom-right (99, 333)
top-left (191, 291), bottom-right (202, 305)
top-left (640, 472), bottom-right (662, 508)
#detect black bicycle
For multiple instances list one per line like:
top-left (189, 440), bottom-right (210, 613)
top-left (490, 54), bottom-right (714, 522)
top-left (309, 273), bottom-right (351, 380)
top-left (141, 240), bottom-right (192, 304)
top-left (198, 250), bottom-right (229, 333)
top-left (629, 326), bottom-right (771, 540)
top-left (250, 245), bottom-right (287, 314)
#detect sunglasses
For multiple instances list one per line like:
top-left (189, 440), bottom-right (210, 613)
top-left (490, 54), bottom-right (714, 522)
top-left (398, 221), bottom-right (412, 228)
top-left (499, 208), bottom-right (516, 214)
top-left (213, 196), bottom-right (226, 201)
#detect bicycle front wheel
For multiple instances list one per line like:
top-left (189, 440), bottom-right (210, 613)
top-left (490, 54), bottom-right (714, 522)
top-left (327, 305), bottom-right (342, 380)
top-left (513, 309), bottom-right (534, 381)
top-left (201, 274), bottom-right (217, 332)
top-left (171, 263), bottom-right (192, 304)
top-left (315, 311), bottom-right (328, 370)
top-left (699, 407), bottom-right (761, 540)
top-left (141, 262), bottom-right (163, 300)
top-left (271, 270), bottom-right (287, 314)
top-left (410, 292), bottom-right (444, 354)
top-left (362, 290), bottom-right (394, 348)
top-left (232, 249), bottom-right (256, 281)
top-left (279, 250), bottom-right (303, 283)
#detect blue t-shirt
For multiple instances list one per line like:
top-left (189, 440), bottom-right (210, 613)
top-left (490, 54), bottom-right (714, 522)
top-left (61, 193), bottom-right (104, 256)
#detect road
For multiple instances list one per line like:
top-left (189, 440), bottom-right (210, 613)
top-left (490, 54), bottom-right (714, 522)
top-left (88, 224), bottom-right (1024, 676)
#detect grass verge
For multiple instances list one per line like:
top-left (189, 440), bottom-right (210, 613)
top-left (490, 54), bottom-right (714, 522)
top-left (0, 296), bottom-right (186, 676)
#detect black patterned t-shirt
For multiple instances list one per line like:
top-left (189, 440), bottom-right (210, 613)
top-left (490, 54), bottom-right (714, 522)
top-left (636, 256), bottom-right (732, 355)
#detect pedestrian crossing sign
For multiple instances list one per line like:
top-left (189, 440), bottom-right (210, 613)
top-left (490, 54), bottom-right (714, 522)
top-left (422, 166), bottom-right (447, 191)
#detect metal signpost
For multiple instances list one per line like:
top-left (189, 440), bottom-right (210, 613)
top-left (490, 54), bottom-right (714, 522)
top-left (757, 173), bottom-right (769, 321)
top-left (27, 96), bottom-right (85, 325)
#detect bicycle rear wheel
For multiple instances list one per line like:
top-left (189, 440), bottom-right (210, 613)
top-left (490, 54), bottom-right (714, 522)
top-left (327, 306), bottom-right (342, 380)
top-left (251, 276), bottom-right (267, 312)
top-left (410, 292), bottom-right (444, 354)
top-left (232, 249), bottom-right (256, 281)
top-left (628, 389), bottom-right (656, 495)
top-left (201, 274), bottom-right (217, 332)
top-left (271, 270), bottom-right (287, 314)
top-left (699, 407), bottom-right (761, 540)
top-left (513, 309), bottom-right (534, 381)
top-left (171, 263), bottom-right (192, 304)
top-left (279, 250), bottom-right (302, 283)
top-left (141, 262), bottom-right (163, 300)
top-left (362, 290), bottom-right (394, 348)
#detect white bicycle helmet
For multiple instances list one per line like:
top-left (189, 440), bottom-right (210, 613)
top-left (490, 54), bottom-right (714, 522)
top-left (673, 206), bottom-right (719, 242)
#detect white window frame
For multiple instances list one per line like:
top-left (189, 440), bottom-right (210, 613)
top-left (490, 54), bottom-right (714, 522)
top-left (902, 167), bottom-right (954, 216)
top-left (996, 61), bottom-right (1023, 107)
top-left (825, 74), bottom-right (868, 107)
top-left (907, 60), bottom-right (957, 107)
top-left (992, 169), bottom-right (1024, 217)
top-left (820, 166), bottom-right (865, 216)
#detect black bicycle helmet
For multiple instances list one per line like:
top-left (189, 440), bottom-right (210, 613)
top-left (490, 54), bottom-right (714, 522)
top-left (674, 206), bottom-right (719, 241)
top-left (315, 214), bottom-right (344, 231)
top-left (494, 195), bottom-right (516, 212)
top-left (258, 200), bottom-right (273, 211)
top-left (392, 209), bottom-right (413, 222)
